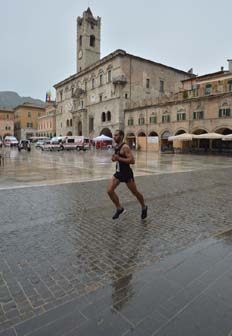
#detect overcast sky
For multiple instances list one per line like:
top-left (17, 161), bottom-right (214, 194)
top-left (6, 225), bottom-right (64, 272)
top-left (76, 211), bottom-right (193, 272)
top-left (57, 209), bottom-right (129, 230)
top-left (1, 0), bottom-right (232, 101)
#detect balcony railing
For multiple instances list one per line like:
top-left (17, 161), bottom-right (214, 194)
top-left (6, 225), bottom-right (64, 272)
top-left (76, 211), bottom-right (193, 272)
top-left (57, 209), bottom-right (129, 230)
top-left (112, 75), bottom-right (127, 85)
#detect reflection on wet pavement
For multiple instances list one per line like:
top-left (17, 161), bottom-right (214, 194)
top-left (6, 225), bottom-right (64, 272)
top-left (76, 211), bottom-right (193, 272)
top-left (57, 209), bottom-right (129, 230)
top-left (1, 147), bottom-right (232, 189)
top-left (1, 148), bottom-right (232, 334)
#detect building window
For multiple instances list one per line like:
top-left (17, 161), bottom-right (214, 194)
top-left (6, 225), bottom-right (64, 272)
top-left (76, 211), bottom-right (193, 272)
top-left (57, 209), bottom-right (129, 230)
top-left (193, 89), bottom-right (198, 97)
top-left (128, 118), bottom-right (134, 126)
top-left (162, 115), bottom-right (171, 123)
top-left (99, 94), bottom-right (103, 102)
top-left (205, 84), bottom-right (212, 95)
top-left (219, 108), bottom-right (231, 117)
top-left (85, 81), bottom-right (87, 91)
top-left (80, 100), bottom-right (84, 109)
top-left (67, 120), bottom-right (69, 127)
top-left (101, 112), bottom-right (106, 122)
top-left (92, 78), bottom-right (95, 89)
top-left (146, 78), bottom-right (150, 89)
top-left (149, 116), bottom-right (157, 124)
top-left (193, 111), bottom-right (204, 120)
top-left (177, 112), bottom-right (186, 121)
top-left (15, 122), bottom-right (20, 129)
top-left (160, 80), bottom-right (164, 94)
top-left (90, 35), bottom-right (95, 47)
top-left (228, 80), bottom-right (232, 92)
top-left (27, 123), bottom-right (33, 128)
top-left (79, 35), bottom-right (82, 47)
top-left (100, 74), bottom-right (103, 86)
top-left (60, 91), bottom-right (63, 101)
top-left (28, 111), bottom-right (31, 117)
top-left (108, 70), bottom-right (112, 82)
top-left (107, 111), bottom-right (111, 121)
top-left (89, 117), bottom-right (94, 132)
top-left (138, 117), bottom-right (145, 125)
top-left (125, 93), bottom-right (128, 99)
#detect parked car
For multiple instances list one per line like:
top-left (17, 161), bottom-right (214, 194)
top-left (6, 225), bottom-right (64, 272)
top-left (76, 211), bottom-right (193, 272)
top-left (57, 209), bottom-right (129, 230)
top-left (35, 139), bottom-right (48, 149)
top-left (40, 140), bottom-right (52, 151)
top-left (4, 136), bottom-right (18, 147)
top-left (18, 140), bottom-right (31, 152)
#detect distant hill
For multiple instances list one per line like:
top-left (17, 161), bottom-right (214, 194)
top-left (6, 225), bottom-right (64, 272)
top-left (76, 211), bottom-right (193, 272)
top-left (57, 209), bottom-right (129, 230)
top-left (0, 91), bottom-right (45, 109)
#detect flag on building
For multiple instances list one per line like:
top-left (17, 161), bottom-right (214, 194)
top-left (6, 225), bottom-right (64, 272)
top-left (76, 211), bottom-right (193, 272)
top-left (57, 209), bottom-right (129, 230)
top-left (46, 91), bottom-right (52, 102)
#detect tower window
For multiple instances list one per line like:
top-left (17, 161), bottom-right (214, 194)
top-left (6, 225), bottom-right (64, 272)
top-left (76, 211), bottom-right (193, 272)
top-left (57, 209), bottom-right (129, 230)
top-left (90, 35), bottom-right (95, 47)
top-left (146, 79), bottom-right (150, 89)
top-left (160, 80), bottom-right (164, 93)
top-left (79, 35), bottom-right (82, 47)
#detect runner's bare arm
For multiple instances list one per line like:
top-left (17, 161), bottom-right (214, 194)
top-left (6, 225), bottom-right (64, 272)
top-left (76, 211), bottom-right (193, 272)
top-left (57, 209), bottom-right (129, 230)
top-left (114, 145), bottom-right (135, 164)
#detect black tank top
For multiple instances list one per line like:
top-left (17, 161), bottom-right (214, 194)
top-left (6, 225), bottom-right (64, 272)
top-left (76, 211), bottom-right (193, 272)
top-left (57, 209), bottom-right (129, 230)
top-left (115, 142), bottom-right (132, 175)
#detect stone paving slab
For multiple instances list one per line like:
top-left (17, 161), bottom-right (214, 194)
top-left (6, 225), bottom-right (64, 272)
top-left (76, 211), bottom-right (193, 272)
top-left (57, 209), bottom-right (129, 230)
top-left (1, 167), bottom-right (232, 334)
top-left (4, 234), bottom-right (232, 336)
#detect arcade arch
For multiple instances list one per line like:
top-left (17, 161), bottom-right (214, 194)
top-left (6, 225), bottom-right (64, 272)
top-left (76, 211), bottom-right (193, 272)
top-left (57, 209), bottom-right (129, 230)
top-left (100, 128), bottom-right (112, 138)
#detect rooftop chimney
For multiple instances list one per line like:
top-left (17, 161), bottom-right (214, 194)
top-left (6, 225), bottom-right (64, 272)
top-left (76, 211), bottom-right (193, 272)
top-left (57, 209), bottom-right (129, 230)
top-left (227, 59), bottom-right (232, 72)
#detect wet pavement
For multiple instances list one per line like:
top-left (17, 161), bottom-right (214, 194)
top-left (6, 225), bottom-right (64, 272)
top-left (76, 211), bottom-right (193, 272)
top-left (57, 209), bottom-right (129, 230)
top-left (1, 146), bottom-right (232, 188)
top-left (1, 148), bottom-right (232, 335)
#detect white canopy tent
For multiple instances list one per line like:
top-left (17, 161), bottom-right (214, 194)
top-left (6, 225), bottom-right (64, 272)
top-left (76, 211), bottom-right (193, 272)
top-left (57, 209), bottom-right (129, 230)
top-left (193, 133), bottom-right (223, 139)
top-left (168, 133), bottom-right (193, 141)
top-left (93, 134), bottom-right (113, 142)
top-left (222, 134), bottom-right (232, 141)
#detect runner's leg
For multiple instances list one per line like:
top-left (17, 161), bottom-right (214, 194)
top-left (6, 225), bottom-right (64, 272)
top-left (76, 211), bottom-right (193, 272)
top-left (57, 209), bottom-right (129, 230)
top-left (126, 179), bottom-right (145, 208)
top-left (107, 176), bottom-right (121, 208)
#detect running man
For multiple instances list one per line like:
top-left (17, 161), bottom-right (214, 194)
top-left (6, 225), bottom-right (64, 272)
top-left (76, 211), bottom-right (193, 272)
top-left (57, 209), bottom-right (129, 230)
top-left (107, 129), bottom-right (148, 220)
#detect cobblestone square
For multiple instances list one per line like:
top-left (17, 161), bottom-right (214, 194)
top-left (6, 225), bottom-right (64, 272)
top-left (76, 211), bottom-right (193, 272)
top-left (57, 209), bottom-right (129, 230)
top-left (1, 149), bottom-right (232, 335)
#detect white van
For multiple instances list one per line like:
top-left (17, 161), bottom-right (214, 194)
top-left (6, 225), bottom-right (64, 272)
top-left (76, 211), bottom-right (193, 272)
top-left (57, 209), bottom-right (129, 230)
top-left (61, 136), bottom-right (90, 151)
top-left (49, 136), bottom-right (66, 151)
top-left (4, 136), bottom-right (19, 147)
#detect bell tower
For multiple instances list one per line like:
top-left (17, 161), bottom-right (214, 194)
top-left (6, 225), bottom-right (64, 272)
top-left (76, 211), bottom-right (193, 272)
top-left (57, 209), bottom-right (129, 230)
top-left (77, 8), bottom-right (101, 73)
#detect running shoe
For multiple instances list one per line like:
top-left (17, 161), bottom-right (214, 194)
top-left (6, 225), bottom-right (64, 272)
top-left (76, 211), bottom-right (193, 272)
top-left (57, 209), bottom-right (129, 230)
top-left (112, 207), bottom-right (125, 219)
top-left (141, 205), bottom-right (148, 219)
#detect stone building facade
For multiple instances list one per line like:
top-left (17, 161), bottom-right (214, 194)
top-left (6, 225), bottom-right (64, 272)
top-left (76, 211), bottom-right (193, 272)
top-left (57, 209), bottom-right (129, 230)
top-left (14, 103), bottom-right (45, 140)
top-left (0, 108), bottom-right (14, 139)
top-left (54, 8), bottom-right (192, 139)
top-left (124, 63), bottom-right (232, 151)
top-left (37, 101), bottom-right (56, 138)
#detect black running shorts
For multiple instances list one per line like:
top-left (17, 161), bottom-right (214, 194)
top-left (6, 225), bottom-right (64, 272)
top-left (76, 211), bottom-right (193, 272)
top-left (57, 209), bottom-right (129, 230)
top-left (113, 170), bottom-right (134, 183)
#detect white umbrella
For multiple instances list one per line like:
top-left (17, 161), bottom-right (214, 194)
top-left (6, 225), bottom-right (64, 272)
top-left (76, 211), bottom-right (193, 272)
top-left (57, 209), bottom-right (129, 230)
top-left (168, 133), bottom-right (193, 141)
top-left (93, 134), bottom-right (113, 142)
top-left (193, 133), bottom-right (223, 139)
top-left (222, 134), bottom-right (232, 141)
